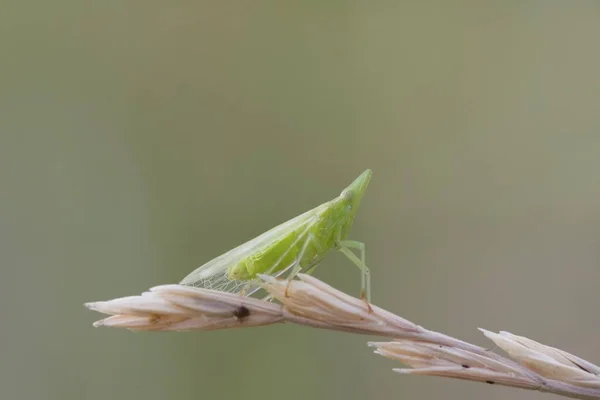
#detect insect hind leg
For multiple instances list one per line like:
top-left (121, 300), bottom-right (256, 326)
top-left (282, 233), bottom-right (316, 296)
top-left (301, 262), bottom-right (320, 276)
top-left (256, 263), bottom-right (298, 300)
top-left (254, 232), bottom-right (316, 300)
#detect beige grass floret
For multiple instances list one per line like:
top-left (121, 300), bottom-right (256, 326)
top-left (86, 274), bottom-right (600, 399)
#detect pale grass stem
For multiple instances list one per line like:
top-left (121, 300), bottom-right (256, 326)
top-left (85, 274), bottom-right (600, 399)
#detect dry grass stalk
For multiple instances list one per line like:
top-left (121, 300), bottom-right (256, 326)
top-left (86, 274), bottom-right (600, 399)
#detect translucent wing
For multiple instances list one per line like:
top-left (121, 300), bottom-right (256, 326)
top-left (179, 203), bottom-right (323, 294)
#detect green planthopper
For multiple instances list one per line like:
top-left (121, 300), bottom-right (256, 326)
top-left (180, 169), bottom-right (373, 304)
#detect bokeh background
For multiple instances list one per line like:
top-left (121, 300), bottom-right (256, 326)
top-left (2, 2), bottom-right (600, 400)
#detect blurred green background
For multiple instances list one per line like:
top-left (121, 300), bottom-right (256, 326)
top-left (2, 2), bottom-right (600, 400)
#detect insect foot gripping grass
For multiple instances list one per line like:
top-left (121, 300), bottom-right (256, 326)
top-left (179, 169), bottom-right (373, 307)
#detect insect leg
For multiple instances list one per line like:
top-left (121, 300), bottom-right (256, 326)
top-left (253, 229), bottom-right (315, 300)
top-left (256, 263), bottom-right (298, 301)
top-left (257, 259), bottom-right (309, 301)
top-left (338, 240), bottom-right (371, 307)
top-left (254, 222), bottom-right (313, 294)
top-left (301, 262), bottom-right (320, 276)
top-left (282, 233), bottom-right (315, 296)
top-left (264, 262), bottom-right (318, 301)
top-left (282, 263), bottom-right (303, 297)
top-left (238, 281), bottom-right (258, 296)
top-left (250, 257), bottom-right (305, 300)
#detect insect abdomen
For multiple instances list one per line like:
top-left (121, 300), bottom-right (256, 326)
top-left (225, 201), bottom-right (344, 282)
top-left (226, 218), bottom-right (335, 281)
top-left (226, 230), bottom-right (299, 281)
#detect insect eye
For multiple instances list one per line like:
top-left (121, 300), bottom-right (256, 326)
top-left (341, 189), bottom-right (354, 202)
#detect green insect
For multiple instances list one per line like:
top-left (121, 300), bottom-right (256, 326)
top-left (180, 169), bottom-right (373, 302)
